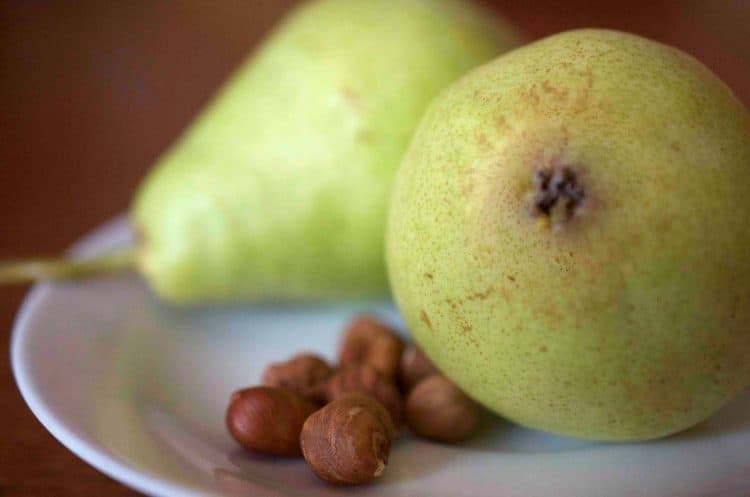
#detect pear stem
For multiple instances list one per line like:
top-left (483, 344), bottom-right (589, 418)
top-left (0, 249), bottom-right (136, 285)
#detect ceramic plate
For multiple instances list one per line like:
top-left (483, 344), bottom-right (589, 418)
top-left (11, 217), bottom-right (750, 497)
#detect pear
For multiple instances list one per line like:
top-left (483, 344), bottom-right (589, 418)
top-left (0, 0), bottom-right (520, 302)
top-left (387, 29), bottom-right (750, 441)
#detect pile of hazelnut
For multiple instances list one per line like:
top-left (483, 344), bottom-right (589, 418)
top-left (225, 315), bottom-right (480, 486)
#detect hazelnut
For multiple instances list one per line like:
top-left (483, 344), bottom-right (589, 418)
top-left (398, 344), bottom-right (440, 393)
top-left (339, 315), bottom-right (404, 379)
top-left (405, 375), bottom-right (479, 443)
top-left (226, 386), bottom-right (318, 457)
top-left (301, 394), bottom-right (394, 485)
top-left (326, 365), bottom-right (403, 429)
top-left (261, 353), bottom-right (333, 404)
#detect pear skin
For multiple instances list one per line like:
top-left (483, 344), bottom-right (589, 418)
top-left (132, 0), bottom-right (520, 303)
top-left (387, 29), bottom-right (750, 440)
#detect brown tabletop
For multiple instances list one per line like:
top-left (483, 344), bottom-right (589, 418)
top-left (1, 1), bottom-right (748, 495)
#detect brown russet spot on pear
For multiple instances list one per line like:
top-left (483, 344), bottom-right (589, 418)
top-left (419, 310), bottom-right (433, 331)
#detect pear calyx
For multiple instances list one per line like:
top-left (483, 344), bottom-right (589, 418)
top-left (531, 165), bottom-right (585, 225)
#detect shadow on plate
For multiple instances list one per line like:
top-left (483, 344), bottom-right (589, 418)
top-left (457, 390), bottom-right (750, 453)
top-left (653, 390), bottom-right (750, 444)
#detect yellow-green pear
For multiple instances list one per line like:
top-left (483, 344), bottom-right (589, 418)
top-left (133, 0), bottom-right (520, 302)
top-left (0, 0), bottom-right (520, 302)
top-left (387, 29), bottom-right (750, 440)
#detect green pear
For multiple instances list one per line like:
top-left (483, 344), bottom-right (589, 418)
top-left (0, 0), bottom-right (520, 302)
top-left (387, 29), bottom-right (750, 441)
top-left (132, 0), bottom-right (519, 302)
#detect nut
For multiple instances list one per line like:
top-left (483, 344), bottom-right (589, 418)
top-left (301, 393), bottom-right (394, 485)
top-left (398, 344), bottom-right (440, 393)
top-left (226, 386), bottom-right (318, 457)
top-left (405, 375), bottom-right (479, 443)
top-left (326, 365), bottom-right (403, 429)
top-left (261, 353), bottom-right (333, 404)
top-left (339, 316), bottom-right (404, 379)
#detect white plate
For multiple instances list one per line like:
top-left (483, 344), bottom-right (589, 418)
top-left (11, 217), bottom-right (750, 497)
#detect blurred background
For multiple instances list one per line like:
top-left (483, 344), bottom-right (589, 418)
top-left (0, 1), bottom-right (748, 495)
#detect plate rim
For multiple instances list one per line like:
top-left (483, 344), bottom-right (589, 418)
top-left (10, 217), bottom-right (209, 497)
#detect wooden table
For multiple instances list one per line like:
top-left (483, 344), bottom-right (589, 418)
top-left (1, 1), bottom-right (747, 495)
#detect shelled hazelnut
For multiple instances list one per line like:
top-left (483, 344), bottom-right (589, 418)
top-left (339, 316), bottom-right (404, 379)
top-left (325, 364), bottom-right (403, 428)
top-left (262, 353), bottom-right (333, 404)
top-left (226, 386), bottom-right (318, 457)
top-left (301, 394), bottom-right (395, 485)
top-left (405, 375), bottom-right (479, 443)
